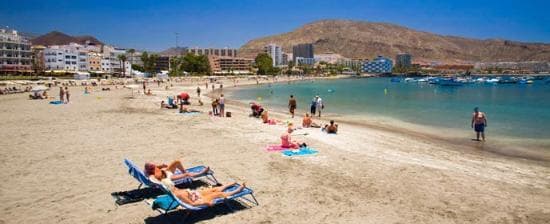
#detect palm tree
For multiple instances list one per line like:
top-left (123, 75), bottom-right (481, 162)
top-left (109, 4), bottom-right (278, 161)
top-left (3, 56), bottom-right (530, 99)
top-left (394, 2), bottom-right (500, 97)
top-left (117, 54), bottom-right (127, 77)
top-left (127, 49), bottom-right (135, 77)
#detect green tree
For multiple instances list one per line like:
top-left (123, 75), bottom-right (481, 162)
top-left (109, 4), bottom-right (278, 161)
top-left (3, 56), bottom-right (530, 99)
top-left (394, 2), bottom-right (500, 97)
top-left (117, 54), bottom-right (127, 77)
top-left (169, 53), bottom-right (211, 76)
top-left (255, 53), bottom-right (274, 75)
top-left (140, 52), bottom-right (159, 74)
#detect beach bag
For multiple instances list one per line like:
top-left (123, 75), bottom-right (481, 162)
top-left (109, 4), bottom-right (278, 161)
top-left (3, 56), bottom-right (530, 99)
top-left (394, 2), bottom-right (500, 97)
top-left (226, 112), bottom-right (232, 117)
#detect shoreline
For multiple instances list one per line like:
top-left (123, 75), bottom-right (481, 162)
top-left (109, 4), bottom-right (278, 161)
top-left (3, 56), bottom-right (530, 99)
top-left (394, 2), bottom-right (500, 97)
top-left (220, 79), bottom-right (550, 163)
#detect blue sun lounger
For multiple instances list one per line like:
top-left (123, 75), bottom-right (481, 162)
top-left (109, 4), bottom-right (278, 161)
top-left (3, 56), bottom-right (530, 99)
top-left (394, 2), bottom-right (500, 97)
top-left (123, 159), bottom-right (219, 189)
top-left (151, 183), bottom-right (259, 216)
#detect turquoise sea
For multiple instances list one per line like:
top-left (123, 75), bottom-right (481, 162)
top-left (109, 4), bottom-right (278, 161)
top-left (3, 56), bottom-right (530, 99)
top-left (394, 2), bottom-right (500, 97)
top-left (230, 77), bottom-right (550, 145)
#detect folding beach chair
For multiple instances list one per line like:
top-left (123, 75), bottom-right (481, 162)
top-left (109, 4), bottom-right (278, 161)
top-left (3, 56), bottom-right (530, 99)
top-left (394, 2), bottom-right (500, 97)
top-left (123, 159), bottom-right (219, 189)
top-left (151, 183), bottom-right (259, 216)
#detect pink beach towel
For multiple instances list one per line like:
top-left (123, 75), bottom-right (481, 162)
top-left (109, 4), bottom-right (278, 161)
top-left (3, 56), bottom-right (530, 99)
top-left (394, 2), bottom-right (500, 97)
top-left (266, 145), bottom-right (290, 152)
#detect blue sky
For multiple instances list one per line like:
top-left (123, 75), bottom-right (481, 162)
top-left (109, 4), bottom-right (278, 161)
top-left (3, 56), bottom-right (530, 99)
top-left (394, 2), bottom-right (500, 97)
top-left (1, 0), bottom-right (548, 51)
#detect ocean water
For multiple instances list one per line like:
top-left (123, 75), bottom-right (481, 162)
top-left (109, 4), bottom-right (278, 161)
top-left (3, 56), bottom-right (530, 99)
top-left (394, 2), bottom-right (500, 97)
top-left (230, 77), bottom-right (550, 141)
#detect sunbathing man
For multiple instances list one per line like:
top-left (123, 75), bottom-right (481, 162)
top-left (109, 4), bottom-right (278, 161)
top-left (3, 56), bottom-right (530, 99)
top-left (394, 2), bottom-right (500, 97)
top-left (323, 120), bottom-right (338, 134)
top-left (302, 113), bottom-right (321, 128)
top-left (144, 160), bottom-right (209, 183)
top-left (167, 181), bottom-right (246, 207)
top-left (281, 124), bottom-right (307, 149)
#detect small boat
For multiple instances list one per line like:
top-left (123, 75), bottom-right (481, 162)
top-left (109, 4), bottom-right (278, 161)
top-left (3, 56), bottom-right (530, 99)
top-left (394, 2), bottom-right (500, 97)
top-left (390, 77), bottom-right (401, 83)
top-left (498, 77), bottom-right (518, 84)
top-left (438, 78), bottom-right (463, 86)
top-left (404, 78), bottom-right (415, 82)
top-left (485, 78), bottom-right (500, 84)
top-left (417, 78), bottom-right (428, 82)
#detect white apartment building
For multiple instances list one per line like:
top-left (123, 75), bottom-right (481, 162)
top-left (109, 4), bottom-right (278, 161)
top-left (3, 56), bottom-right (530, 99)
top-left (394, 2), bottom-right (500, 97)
top-left (264, 43), bottom-right (283, 67)
top-left (44, 43), bottom-right (100, 72)
top-left (0, 28), bottom-right (32, 73)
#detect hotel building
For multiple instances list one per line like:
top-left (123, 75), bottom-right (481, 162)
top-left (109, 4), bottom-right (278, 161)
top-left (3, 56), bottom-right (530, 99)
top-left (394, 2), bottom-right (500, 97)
top-left (361, 56), bottom-right (393, 73)
top-left (395, 53), bottom-right (412, 68)
top-left (208, 55), bottom-right (252, 74)
top-left (264, 44), bottom-right (283, 67)
top-left (183, 47), bottom-right (237, 57)
top-left (292, 43), bottom-right (314, 62)
top-left (0, 29), bottom-right (32, 73)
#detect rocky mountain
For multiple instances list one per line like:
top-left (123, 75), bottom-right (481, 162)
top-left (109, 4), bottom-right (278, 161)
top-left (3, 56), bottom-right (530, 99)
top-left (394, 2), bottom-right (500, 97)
top-left (239, 20), bottom-right (550, 63)
top-left (31, 31), bottom-right (103, 46)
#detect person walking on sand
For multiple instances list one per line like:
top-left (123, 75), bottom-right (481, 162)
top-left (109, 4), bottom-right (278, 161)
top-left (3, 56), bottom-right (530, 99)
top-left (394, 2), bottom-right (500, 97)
top-left (197, 86), bottom-right (201, 97)
top-left (316, 96), bottom-right (324, 117)
top-left (288, 95), bottom-right (297, 118)
top-left (471, 107), bottom-right (488, 141)
top-left (59, 87), bottom-right (65, 102)
top-left (142, 81), bottom-right (146, 94)
top-left (64, 87), bottom-right (70, 103)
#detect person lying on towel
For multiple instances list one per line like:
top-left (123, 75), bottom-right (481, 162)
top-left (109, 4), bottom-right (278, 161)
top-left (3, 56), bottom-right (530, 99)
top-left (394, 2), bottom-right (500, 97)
top-left (164, 179), bottom-right (246, 207)
top-left (144, 160), bottom-right (209, 183)
top-left (281, 124), bottom-right (307, 149)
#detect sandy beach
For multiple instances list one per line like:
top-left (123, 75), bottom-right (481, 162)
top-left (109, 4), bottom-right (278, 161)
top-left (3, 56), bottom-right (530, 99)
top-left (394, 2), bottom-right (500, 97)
top-left (0, 78), bottom-right (549, 224)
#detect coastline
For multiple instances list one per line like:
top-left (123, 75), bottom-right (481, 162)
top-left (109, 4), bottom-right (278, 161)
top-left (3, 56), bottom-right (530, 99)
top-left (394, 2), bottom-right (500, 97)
top-left (223, 79), bottom-right (550, 163)
top-left (0, 76), bottom-right (549, 223)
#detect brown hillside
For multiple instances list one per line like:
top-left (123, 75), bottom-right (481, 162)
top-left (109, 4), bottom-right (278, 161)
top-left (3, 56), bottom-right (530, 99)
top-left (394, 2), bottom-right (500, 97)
top-left (239, 20), bottom-right (550, 63)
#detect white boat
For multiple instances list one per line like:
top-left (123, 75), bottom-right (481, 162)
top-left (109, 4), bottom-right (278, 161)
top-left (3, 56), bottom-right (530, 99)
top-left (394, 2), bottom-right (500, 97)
top-left (486, 78), bottom-right (500, 83)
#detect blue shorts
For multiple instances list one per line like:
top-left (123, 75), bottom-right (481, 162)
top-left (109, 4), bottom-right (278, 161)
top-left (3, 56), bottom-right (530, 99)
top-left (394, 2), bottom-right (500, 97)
top-left (474, 123), bottom-right (485, 132)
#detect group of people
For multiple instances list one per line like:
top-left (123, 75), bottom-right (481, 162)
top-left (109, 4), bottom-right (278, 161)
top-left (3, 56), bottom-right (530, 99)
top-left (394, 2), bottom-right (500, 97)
top-left (211, 94), bottom-right (226, 117)
top-left (144, 160), bottom-right (247, 207)
top-left (1, 86), bottom-right (29, 95)
top-left (58, 87), bottom-right (71, 103)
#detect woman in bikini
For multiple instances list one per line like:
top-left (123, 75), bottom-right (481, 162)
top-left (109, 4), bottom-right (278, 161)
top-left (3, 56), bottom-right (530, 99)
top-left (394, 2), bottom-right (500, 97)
top-left (169, 182), bottom-right (246, 207)
top-left (144, 160), bottom-right (209, 182)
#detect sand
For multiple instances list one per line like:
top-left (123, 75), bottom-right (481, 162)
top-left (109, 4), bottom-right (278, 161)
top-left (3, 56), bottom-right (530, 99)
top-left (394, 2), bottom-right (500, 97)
top-left (0, 78), bottom-right (549, 224)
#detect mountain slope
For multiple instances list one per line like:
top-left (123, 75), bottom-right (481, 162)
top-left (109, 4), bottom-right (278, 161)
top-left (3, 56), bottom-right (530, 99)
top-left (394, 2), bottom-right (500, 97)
top-left (239, 20), bottom-right (550, 63)
top-left (31, 31), bottom-right (103, 46)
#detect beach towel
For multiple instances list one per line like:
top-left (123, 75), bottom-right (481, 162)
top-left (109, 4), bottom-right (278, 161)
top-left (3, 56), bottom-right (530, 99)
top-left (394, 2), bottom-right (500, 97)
top-left (266, 145), bottom-right (291, 152)
top-left (49, 100), bottom-right (63, 105)
top-left (177, 111), bottom-right (201, 116)
top-left (282, 147), bottom-right (318, 157)
top-left (151, 194), bottom-right (180, 211)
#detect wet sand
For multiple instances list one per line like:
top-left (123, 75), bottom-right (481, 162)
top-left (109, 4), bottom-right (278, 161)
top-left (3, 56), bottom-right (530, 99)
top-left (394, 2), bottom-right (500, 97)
top-left (0, 78), bottom-right (549, 223)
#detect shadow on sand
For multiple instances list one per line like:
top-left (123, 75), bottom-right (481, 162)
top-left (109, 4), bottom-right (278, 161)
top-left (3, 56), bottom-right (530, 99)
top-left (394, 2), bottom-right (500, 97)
top-left (144, 200), bottom-right (250, 224)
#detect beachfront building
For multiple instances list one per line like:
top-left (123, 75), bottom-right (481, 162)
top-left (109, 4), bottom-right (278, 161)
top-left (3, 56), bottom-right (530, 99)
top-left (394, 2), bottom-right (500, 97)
top-left (155, 56), bottom-right (171, 72)
top-left (0, 28), bottom-right (32, 74)
top-left (361, 56), bottom-right (393, 74)
top-left (87, 51), bottom-right (102, 72)
top-left (292, 43), bottom-right (314, 62)
top-left (208, 55), bottom-right (252, 74)
top-left (31, 45), bottom-right (46, 73)
top-left (44, 43), bottom-right (95, 72)
top-left (395, 53), bottom-right (412, 68)
top-left (295, 57), bottom-right (316, 66)
top-left (182, 47), bottom-right (238, 57)
top-left (264, 43), bottom-right (283, 67)
top-left (314, 53), bottom-right (343, 64)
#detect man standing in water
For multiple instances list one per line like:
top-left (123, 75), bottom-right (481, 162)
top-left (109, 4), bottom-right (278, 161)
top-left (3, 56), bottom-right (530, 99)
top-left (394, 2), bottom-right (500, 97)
top-left (288, 95), bottom-right (297, 118)
top-left (471, 107), bottom-right (488, 141)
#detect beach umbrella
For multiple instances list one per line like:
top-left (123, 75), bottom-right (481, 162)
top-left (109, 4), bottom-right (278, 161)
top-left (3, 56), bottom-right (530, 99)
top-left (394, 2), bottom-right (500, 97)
top-left (31, 85), bottom-right (48, 92)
